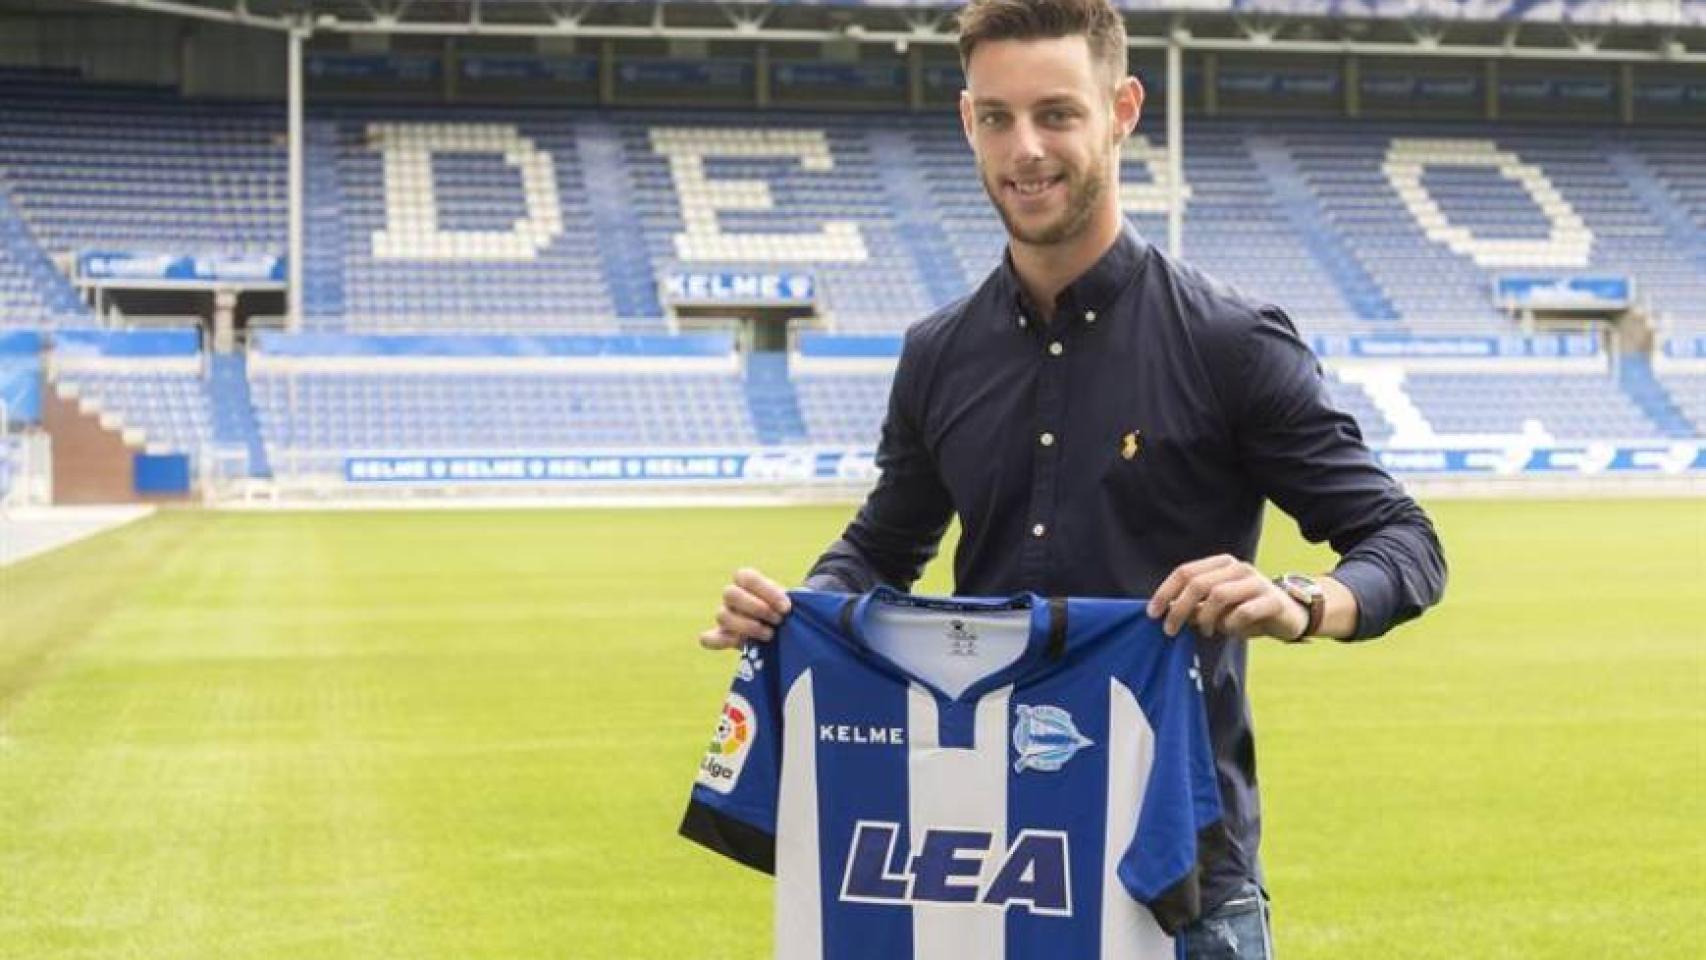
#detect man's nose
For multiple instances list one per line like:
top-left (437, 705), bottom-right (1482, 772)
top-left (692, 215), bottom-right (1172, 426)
top-left (1009, 117), bottom-right (1046, 164)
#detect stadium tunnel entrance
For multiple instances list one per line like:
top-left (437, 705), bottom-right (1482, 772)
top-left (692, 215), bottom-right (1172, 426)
top-left (79, 284), bottom-right (286, 351)
top-left (672, 304), bottom-right (820, 355)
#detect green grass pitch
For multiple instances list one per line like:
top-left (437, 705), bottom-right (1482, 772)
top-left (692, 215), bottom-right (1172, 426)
top-left (1, 499), bottom-right (1701, 959)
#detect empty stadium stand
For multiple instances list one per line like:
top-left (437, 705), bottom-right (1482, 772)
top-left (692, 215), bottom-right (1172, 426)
top-left (0, 70), bottom-right (1701, 491)
top-left (0, 81), bottom-right (283, 257)
top-left (3, 70), bottom-right (1702, 338)
top-left (48, 329), bottom-right (214, 458)
top-left (1403, 369), bottom-right (1665, 440)
top-left (1657, 371), bottom-right (1706, 435)
top-left (246, 333), bottom-right (759, 476)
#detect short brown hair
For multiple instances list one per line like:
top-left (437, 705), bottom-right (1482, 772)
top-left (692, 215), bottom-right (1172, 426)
top-left (957, 0), bottom-right (1129, 87)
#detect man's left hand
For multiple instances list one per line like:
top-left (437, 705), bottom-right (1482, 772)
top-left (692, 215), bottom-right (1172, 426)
top-left (1146, 554), bottom-right (1307, 640)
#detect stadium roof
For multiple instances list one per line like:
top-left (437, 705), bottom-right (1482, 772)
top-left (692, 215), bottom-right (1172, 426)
top-left (14, 0), bottom-right (1704, 62)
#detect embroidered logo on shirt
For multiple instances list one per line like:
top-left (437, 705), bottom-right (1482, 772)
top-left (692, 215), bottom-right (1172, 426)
top-left (736, 642), bottom-right (764, 682)
top-left (1120, 430), bottom-right (1143, 461)
top-left (1012, 705), bottom-right (1094, 773)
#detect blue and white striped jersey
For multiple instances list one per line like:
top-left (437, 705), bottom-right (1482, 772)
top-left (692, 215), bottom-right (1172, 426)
top-left (680, 588), bottom-right (1225, 960)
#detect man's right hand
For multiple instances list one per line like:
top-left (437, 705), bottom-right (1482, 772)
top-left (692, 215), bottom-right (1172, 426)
top-left (698, 567), bottom-right (792, 650)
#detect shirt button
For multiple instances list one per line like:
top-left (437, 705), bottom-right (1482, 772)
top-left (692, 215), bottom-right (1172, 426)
top-left (1017, 314), bottom-right (1028, 329)
top-left (1084, 310), bottom-right (1097, 323)
top-left (1039, 432), bottom-right (1055, 447)
top-left (1048, 341), bottom-right (1064, 357)
top-left (1031, 523), bottom-right (1047, 538)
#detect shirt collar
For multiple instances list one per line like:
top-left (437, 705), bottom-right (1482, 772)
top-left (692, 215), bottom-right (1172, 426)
top-left (995, 219), bottom-right (1150, 331)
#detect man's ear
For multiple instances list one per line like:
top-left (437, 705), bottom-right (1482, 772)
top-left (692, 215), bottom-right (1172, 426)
top-left (1112, 75), bottom-right (1145, 142)
top-left (959, 89), bottom-right (977, 145)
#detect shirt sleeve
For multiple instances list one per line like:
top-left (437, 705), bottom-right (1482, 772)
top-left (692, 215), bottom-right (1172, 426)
top-left (1225, 307), bottom-right (1447, 640)
top-left (678, 638), bottom-right (785, 874)
top-left (805, 327), bottom-right (955, 593)
top-left (1117, 627), bottom-right (1225, 935)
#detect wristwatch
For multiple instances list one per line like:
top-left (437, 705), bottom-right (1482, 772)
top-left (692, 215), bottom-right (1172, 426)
top-left (1275, 574), bottom-right (1325, 643)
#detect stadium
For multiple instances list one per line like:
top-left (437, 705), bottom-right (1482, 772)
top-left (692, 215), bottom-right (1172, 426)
top-left (0, 0), bottom-right (1701, 958)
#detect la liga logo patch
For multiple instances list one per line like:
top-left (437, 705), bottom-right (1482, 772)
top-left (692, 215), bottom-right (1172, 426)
top-left (698, 692), bottom-right (755, 794)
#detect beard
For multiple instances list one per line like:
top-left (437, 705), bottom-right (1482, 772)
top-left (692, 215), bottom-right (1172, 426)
top-left (980, 149), bottom-right (1108, 247)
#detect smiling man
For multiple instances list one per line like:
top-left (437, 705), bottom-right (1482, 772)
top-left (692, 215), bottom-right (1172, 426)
top-left (697, 0), bottom-right (1446, 956)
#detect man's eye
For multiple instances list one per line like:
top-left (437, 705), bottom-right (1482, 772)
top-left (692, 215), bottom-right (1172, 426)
top-left (979, 114), bottom-right (1008, 128)
top-left (1042, 110), bottom-right (1075, 125)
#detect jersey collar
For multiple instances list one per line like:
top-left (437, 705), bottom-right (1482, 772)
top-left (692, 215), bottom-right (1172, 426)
top-left (839, 586), bottom-right (1067, 705)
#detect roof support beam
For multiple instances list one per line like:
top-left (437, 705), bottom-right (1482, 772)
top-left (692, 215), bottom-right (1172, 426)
top-left (53, 3), bottom-right (1706, 66)
top-left (66, 0), bottom-right (289, 31)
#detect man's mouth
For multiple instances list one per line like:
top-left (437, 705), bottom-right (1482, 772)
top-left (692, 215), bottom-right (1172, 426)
top-left (1006, 174), bottom-right (1065, 198)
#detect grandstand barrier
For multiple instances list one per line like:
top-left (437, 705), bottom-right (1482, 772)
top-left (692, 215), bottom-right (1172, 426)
top-left (77, 251), bottom-right (286, 287)
top-left (323, 442), bottom-right (1706, 489)
top-left (343, 449), bottom-right (879, 485)
top-left (1494, 275), bottom-right (1631, 312)
top-left (54, 328), bottom-right (201, 359)
top-left (794, 332), bottom-right (1605, 365)
top-left (252, 331), bottom-right (733, 360)
top-left (1659, 336), bottom-right (1706, 364)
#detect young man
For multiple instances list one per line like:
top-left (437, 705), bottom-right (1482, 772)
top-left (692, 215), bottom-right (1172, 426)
top-left (698, 0), bottom-right (1447, 955)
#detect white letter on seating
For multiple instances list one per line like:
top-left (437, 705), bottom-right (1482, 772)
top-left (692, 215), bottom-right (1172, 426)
top-left (650, 127), bottom-right (868, 263)
top-left (1382, 138), bottom-right (1591, 268)
top-left (1119, 134), bottom-right (1192, 215)
top-left (369, 122), bottom-right (564, 261)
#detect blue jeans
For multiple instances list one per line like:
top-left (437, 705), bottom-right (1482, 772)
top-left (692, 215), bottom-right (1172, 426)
top-left (1180, 882), bottom-right (1274, 960)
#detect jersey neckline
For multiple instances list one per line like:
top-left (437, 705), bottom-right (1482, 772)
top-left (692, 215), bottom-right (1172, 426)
top-left (833, 586), bottom-right (1067, 707)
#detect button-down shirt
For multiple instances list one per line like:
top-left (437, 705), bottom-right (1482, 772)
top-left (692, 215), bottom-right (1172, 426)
top-left (804, 221), bottom-right (1447, 911)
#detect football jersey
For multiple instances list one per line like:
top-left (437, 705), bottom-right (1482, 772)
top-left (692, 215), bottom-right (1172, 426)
top-left (680, 588), bottom-right (1225, 960)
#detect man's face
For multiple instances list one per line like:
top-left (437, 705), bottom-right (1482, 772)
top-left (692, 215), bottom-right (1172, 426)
top-left (960, 36), bottom-right (1130, 248)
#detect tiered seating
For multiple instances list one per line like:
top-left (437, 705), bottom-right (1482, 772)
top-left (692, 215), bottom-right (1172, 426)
top-left (312, 108), bottom-right (618, 331)
top-left (48, 329), bottom-right (211, 456)
top-left (0, 186), bottom-right (91, 328)
top-left (0, 72), bottom-right (1702, 344)
top-left (1282, 123), bottom-right (1706, 331)
top-left (1323, 375), bottom-right (1395, 445)
top-left (794, 371), bottom-right (891, 446)
top-left (1288, 129), bottom-right (1513, 329)
top-left (1621, 129), bottom-right (1706, 332)
top-left (250, 368), bottom-right (758, 474)
top-left (620, 117), bottom-right (936, 333)
top-left (1402, 371), bottom-right (1657, 439)
top-left (0, 84), bottom-right (283, 256)
top-left (1656, 372), bottom-right (1706, 434)
top-left (53, 367), bottom-right (212, 455)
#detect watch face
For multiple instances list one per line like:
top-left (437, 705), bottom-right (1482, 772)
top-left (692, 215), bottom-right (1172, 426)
top-left (1282, 574), bottom-right (1322, 600)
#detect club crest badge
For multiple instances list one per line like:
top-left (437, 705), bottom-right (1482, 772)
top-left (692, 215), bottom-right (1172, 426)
top-left (1012, 704), bottom-right (1094, 773)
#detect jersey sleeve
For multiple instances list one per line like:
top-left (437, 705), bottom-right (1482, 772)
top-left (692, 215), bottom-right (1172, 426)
top-left (678, 637), bottom-right (785, 874)
top-left (1114, 628), bottom-right (1226, 934)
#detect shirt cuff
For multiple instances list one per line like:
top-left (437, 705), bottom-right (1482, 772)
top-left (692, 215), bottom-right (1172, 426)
top-left (1327, 557), bottom-right (1389, 642)
top-left (802, 571), bottom-right (856, 593)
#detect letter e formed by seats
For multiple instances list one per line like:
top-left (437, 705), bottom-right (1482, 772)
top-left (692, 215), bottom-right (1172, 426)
top-left (650, 127), bottom-right (869, 263)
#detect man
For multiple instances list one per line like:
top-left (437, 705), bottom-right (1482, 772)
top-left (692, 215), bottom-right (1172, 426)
top-left (697, 0), bottom-right (1446, 956)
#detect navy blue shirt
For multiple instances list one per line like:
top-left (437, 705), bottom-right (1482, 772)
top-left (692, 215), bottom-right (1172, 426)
top-left (805, 222), bottom-right (1447, 911)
